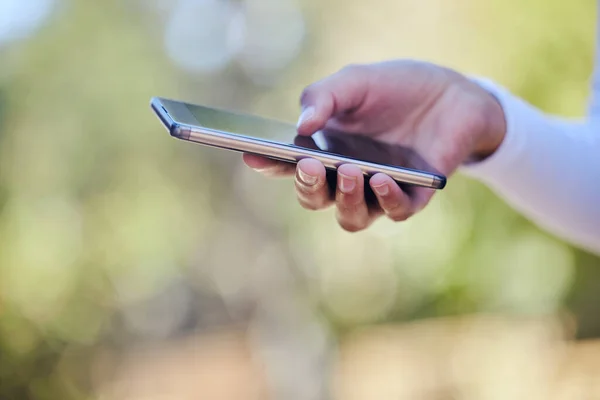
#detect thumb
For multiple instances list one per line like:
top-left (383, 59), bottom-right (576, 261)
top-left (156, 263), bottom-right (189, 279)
top-left (296, 65), bottom-right (369, 136)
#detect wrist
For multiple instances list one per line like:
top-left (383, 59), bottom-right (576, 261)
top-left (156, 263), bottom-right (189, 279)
top-left (471, 89), bottom-right (507, 162)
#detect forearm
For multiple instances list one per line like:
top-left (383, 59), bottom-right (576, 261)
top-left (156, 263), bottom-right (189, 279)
top-left (461, 79), bottom-right (600, 254)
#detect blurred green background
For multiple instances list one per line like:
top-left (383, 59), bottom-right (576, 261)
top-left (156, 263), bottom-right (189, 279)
top-left (0, 0), bottom-right (599, 399)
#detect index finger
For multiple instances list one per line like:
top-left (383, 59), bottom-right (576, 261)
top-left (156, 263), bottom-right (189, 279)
top-left (297, 64), bottom-right (370, 136)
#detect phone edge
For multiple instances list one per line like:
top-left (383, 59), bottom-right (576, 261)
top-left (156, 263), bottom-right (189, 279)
top-left (187, 126), bottom-right (444, 189)
top-left (150, 97), bottom-right (172, 131)
top-left (151, 97), bottom-right (446, 190)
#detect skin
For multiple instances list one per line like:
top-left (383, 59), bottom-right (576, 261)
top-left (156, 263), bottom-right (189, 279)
top-left (243, 60), bottom-right (507, 232)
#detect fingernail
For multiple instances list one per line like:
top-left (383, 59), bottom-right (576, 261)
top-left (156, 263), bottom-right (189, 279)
top-left (297, 107), bottom-right (315, 128)
top-left (373, 183), bottom-right (389, 196)
top-left (339, 172), bottom-right (356, 193)
top-left (298, 169), bottom-right (318, 186)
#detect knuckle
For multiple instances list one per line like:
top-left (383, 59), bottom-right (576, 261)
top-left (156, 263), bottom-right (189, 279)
top-left (262, 169), bottom-right (281, 178)
top-left (300, 85), bottom-right (317, 103)
top-left (338, 220), bottom-right (365, 233)
top-left (389, 213), bottom-right (410, 222)
top-left (262, 162), bottom-right (292, 177)
top-left (335, 207), bottom-right (369, 233)
top-left (297, 193), bottom-right (327, 210)
top-left (337, 192), bottom-right (364, 208)
top-left (274, 163), bottom-right (292, 175)
top-left (298, 199), bottom-right (322, 211)
top-left (339, 63), bottom-right (366, 76)
top-left (386, 206), bottom-right (413, 222)
top-left (297, 191), bottom-right (329, 210)
top-left (296, 186), bottom-right (330, 210)
top-left (337, 203), bottom-right (362, 216)
top-left (295, 178), bottom-right (323, 195)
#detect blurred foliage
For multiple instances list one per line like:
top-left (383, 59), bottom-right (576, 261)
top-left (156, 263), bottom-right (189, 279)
top-left (0, 0), bottom-right (599, 399)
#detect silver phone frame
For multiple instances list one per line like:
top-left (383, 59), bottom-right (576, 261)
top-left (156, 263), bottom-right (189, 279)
top-left (151, 97), bottom-right (446, 189)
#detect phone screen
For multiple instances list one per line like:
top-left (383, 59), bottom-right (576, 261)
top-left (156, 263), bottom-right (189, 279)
top-left (183, 103), bottom-right (440, 175)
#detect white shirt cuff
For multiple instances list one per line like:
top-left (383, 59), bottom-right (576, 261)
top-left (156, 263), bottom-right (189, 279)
top-left (459, 77), bottom-right (528, 182)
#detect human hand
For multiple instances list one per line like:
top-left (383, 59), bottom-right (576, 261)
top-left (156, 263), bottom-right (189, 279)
top-left (244, 60), bottom-right (506, 232)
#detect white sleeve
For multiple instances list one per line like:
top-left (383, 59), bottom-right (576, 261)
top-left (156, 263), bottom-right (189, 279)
top-left (460, 78), bottom-right (600, 254)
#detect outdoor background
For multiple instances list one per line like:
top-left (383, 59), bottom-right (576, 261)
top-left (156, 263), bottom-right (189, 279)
top-left (1, 0), bottom-right (599, 399)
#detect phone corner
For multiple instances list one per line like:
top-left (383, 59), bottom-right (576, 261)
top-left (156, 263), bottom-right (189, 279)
top-left (149, 96), bottom-right (164, 110)
top-left (433, 175), bottom-right (447, 190)
top-left (170, 123), bottom-right (191, 140)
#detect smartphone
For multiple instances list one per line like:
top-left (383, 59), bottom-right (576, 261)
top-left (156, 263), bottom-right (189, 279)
top-left (150, 97), bottom-right (446, 189)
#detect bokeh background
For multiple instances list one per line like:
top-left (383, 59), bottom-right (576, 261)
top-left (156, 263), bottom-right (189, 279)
top-left (1, 0), bottom-right (599, 399)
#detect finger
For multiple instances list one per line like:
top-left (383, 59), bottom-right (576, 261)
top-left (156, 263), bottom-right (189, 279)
top-left (335, 164), bottom-right (371, 232)
top-left (411, 187), bottom-right (436, 214)
top-left (297, 64), bottom-right (369, 136)
top-left (243, 153), bottom-right (295, 177)
top-left (294, 158), bottom-right (332, 210)
top-left (369, 173), bottom-right (414, 222)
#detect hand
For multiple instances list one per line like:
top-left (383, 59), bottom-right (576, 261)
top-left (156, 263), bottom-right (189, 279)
top-left (244, 60), bottom-right (506, 232)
